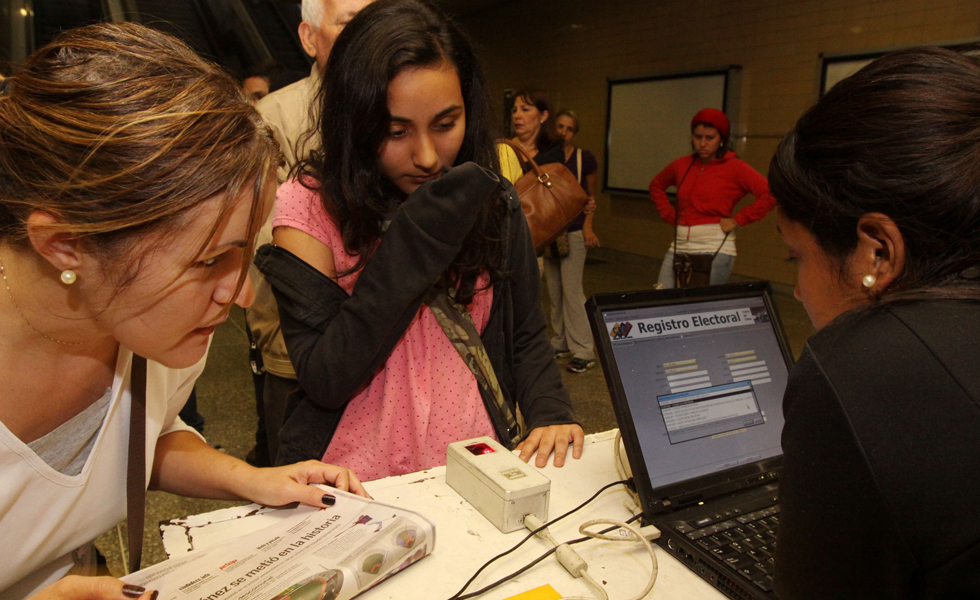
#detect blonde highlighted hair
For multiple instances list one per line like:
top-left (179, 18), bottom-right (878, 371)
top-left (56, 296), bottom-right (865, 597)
top-left (0, 22), bottom-right (279, 296)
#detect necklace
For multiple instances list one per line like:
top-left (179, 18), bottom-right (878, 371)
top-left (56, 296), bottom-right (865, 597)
top-left (0, 251), bottom-right (84, 346)
top-left (516, 138), bottom-right (537, 155)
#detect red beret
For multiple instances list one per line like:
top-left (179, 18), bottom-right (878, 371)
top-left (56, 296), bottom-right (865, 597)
top-left (691, 108), bottom-right (730, 139)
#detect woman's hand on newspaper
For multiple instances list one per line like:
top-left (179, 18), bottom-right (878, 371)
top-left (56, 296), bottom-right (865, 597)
top-left (516, 424), bottom-right (585, 468)
top-left (26, 576), bottom-right (158, 600)
top-left (242, 461), bottom-right (371, 508)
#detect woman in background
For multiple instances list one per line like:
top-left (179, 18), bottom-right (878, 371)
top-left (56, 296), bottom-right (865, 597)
top-left (510, 88), bottom-right (563, 166)
top-left (769, 47), bottom-right (980, 598)
top-left (257, 0), bottom-right (583, 480)
top-left (648, 108), bottom-right (773, 287)
top-left (0, 24), bottom-right (365, 600)
top-left (544, 110), bottom-right (599, 374)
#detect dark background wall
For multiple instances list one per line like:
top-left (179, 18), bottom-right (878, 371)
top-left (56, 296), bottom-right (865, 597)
top-left (458, 0), bottom-right (980, 285)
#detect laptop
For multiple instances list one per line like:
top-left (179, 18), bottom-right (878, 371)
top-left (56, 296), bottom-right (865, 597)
top-left (586, 282), bottom-right (794, 599)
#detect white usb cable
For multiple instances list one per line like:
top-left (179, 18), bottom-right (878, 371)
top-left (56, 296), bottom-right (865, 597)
top-left (523, 514), bottom-right (660, 600)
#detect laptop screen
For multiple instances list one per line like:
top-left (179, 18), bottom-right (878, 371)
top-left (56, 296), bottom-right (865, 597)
top-left (598, 291), bottom-right (789, 494)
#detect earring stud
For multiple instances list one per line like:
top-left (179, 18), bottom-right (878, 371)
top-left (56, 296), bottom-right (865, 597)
top-left (862, 274), bottom-right (876, 288)
top-left (60, 269), bottom-right (77, 285)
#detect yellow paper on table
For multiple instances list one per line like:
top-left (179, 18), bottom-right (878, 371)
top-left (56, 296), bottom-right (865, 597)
top-left (502, 584), bottom-right (562, 600)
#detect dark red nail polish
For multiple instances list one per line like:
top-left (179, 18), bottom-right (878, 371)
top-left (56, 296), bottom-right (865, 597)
top-left (122, 585), bottom-right (145, 598)
top-left (322, 494), bottom-right (336, 506)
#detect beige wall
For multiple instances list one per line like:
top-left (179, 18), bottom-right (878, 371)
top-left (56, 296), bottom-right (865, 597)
top-left (460, 0), bottom-right (980, 285)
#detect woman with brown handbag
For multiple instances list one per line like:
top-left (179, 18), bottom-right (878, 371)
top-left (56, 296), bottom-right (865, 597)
top-left (509, 89), bottom-right (564, 167)
top-left (648, 108), bottom-right (774, 288)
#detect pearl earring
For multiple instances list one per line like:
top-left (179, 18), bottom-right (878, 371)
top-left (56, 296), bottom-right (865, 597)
top-left (862, 274), bottom-right (876, 289)
top-left (60, 269), bottom-right (77, 285)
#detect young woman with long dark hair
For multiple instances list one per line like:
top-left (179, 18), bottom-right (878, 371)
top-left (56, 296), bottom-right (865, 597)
top-left (256, 0), bottom-right (583, 480)
top-left (769, 47), bottom-right (980, 598)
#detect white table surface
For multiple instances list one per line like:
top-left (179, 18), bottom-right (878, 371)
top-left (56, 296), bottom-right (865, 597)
top-left (161, 430), bottom-right (724, 600)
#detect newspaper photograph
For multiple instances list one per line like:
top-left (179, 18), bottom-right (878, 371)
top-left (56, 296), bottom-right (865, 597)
top-left (124, 489), bottom-right (435, 600)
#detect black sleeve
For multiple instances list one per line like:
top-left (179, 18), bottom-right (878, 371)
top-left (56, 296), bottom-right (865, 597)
top-left (503, 201), bottom-right (577, 432)
top-left (257, 163), bottom-right (501, 410)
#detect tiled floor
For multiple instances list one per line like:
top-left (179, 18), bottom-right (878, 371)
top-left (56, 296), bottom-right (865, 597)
top-left (95, 247), bottom-right (813, 574)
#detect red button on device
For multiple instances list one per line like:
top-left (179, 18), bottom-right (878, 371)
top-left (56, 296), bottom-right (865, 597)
top-left (465, 442), bottom-right (495, 455)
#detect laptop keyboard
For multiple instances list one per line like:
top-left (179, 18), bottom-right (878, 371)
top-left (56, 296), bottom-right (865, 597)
top-left (672, 494), bottom-right (779, 593)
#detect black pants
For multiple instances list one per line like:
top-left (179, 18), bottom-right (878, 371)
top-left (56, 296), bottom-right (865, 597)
top-left (257, 372), bottom-right (300, 465)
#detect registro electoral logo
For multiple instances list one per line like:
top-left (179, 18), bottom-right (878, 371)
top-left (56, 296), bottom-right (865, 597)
top-left (610, 322), bottom-right (633, 340)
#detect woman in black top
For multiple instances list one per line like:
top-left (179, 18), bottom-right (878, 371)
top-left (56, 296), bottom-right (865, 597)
top-left (768, 47), bottom-right (980, 598)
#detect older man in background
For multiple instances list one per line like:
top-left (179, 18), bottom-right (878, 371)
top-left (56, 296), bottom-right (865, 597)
top-left (246, 0), bottom-right (374, 467)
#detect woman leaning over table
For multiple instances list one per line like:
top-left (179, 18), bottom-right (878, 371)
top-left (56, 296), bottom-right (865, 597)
top-left (543, 110), bottom-right (599, 374)
top-left (648, 108), bottom-right (773, 288)
top-left (0, 23), bottom-right (365, 600)
top-left (768, 47), bottom-right (980, 598)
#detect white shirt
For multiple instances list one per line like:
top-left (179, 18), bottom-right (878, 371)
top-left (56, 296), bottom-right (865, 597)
top-left (668, 223), bottom-right (737, 256)
top-left (0, 346), bottom-right (205, 600)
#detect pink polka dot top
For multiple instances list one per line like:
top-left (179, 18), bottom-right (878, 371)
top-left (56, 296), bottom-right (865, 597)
top-left (273, 179), bottom-right (497, 481)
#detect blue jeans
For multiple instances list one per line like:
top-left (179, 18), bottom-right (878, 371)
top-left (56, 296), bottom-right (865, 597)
top-left (657, 250), bottom-right (735, 288)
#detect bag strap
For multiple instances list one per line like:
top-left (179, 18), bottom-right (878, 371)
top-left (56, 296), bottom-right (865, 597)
top-left (576, 148), bottom-right (582, 185)
top-left (500, 139), bottom-right (552, 187)
top-left (127, 354), bottom-right (147, 574)
top-left (673, 156), bottom-right (698, 287)
top-left (424, 286), bottom-right (522, 448)
top-left (711, 231), bottom-right (731, 260)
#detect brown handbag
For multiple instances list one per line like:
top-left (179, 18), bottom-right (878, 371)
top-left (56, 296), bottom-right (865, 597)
top-left (501, 139), bottom-right (590, 254)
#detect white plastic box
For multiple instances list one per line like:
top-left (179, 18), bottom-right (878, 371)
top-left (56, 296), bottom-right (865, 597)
top-left (445, 436), bottom-right (550, 533)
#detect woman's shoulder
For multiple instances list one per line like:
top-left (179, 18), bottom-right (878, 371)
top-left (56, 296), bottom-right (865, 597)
top-left (274, 177), bottom-right (340, 240)
top-left (276, 176), bottom-right (320, 205)
top-left (669, 154), bottom-right (696, 169)
top-left (802, 299), bottom-right (980, 400)
top-left (578, 148), bottom-right (599, 170)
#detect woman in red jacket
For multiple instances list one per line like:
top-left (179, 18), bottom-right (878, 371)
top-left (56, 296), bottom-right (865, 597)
top-left (648, 108), bottom-right (774, 287)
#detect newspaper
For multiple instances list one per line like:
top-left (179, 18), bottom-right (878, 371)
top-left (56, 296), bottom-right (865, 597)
top-left (124, 489), bottom-right (435, 600)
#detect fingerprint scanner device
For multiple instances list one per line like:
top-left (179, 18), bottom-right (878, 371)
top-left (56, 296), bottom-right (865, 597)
top-left (446, 436), bottom-right (550, 533)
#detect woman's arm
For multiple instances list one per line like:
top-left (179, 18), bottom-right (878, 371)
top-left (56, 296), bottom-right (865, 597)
top-left (649, 160), bottom-right (682, 224)
top-left (502, 200), bottom-right (584, 467)
top-left (582, 172), bottom-right (600, 248)
top-left (732, 161), bottom-right (775, 226)
top-left (258, 163), bottom-right (501, 410)
top-left (150, 430), bottom-right (368, 504)
top-left (274, 227), bottom-right (337, 278)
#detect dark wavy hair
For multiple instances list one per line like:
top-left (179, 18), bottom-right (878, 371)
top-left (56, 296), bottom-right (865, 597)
top-left (515, 88), bottom-right (560, 152)
top-left (297, 0), bottom-right (505, 304)
top-left (769, 46), bottom-right (980, 302)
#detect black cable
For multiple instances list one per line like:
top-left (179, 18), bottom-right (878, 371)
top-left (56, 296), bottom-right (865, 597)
top-left (445, 480), bottom-right (632, 600)
top-left (455, 514), bottom-right (643, 600)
